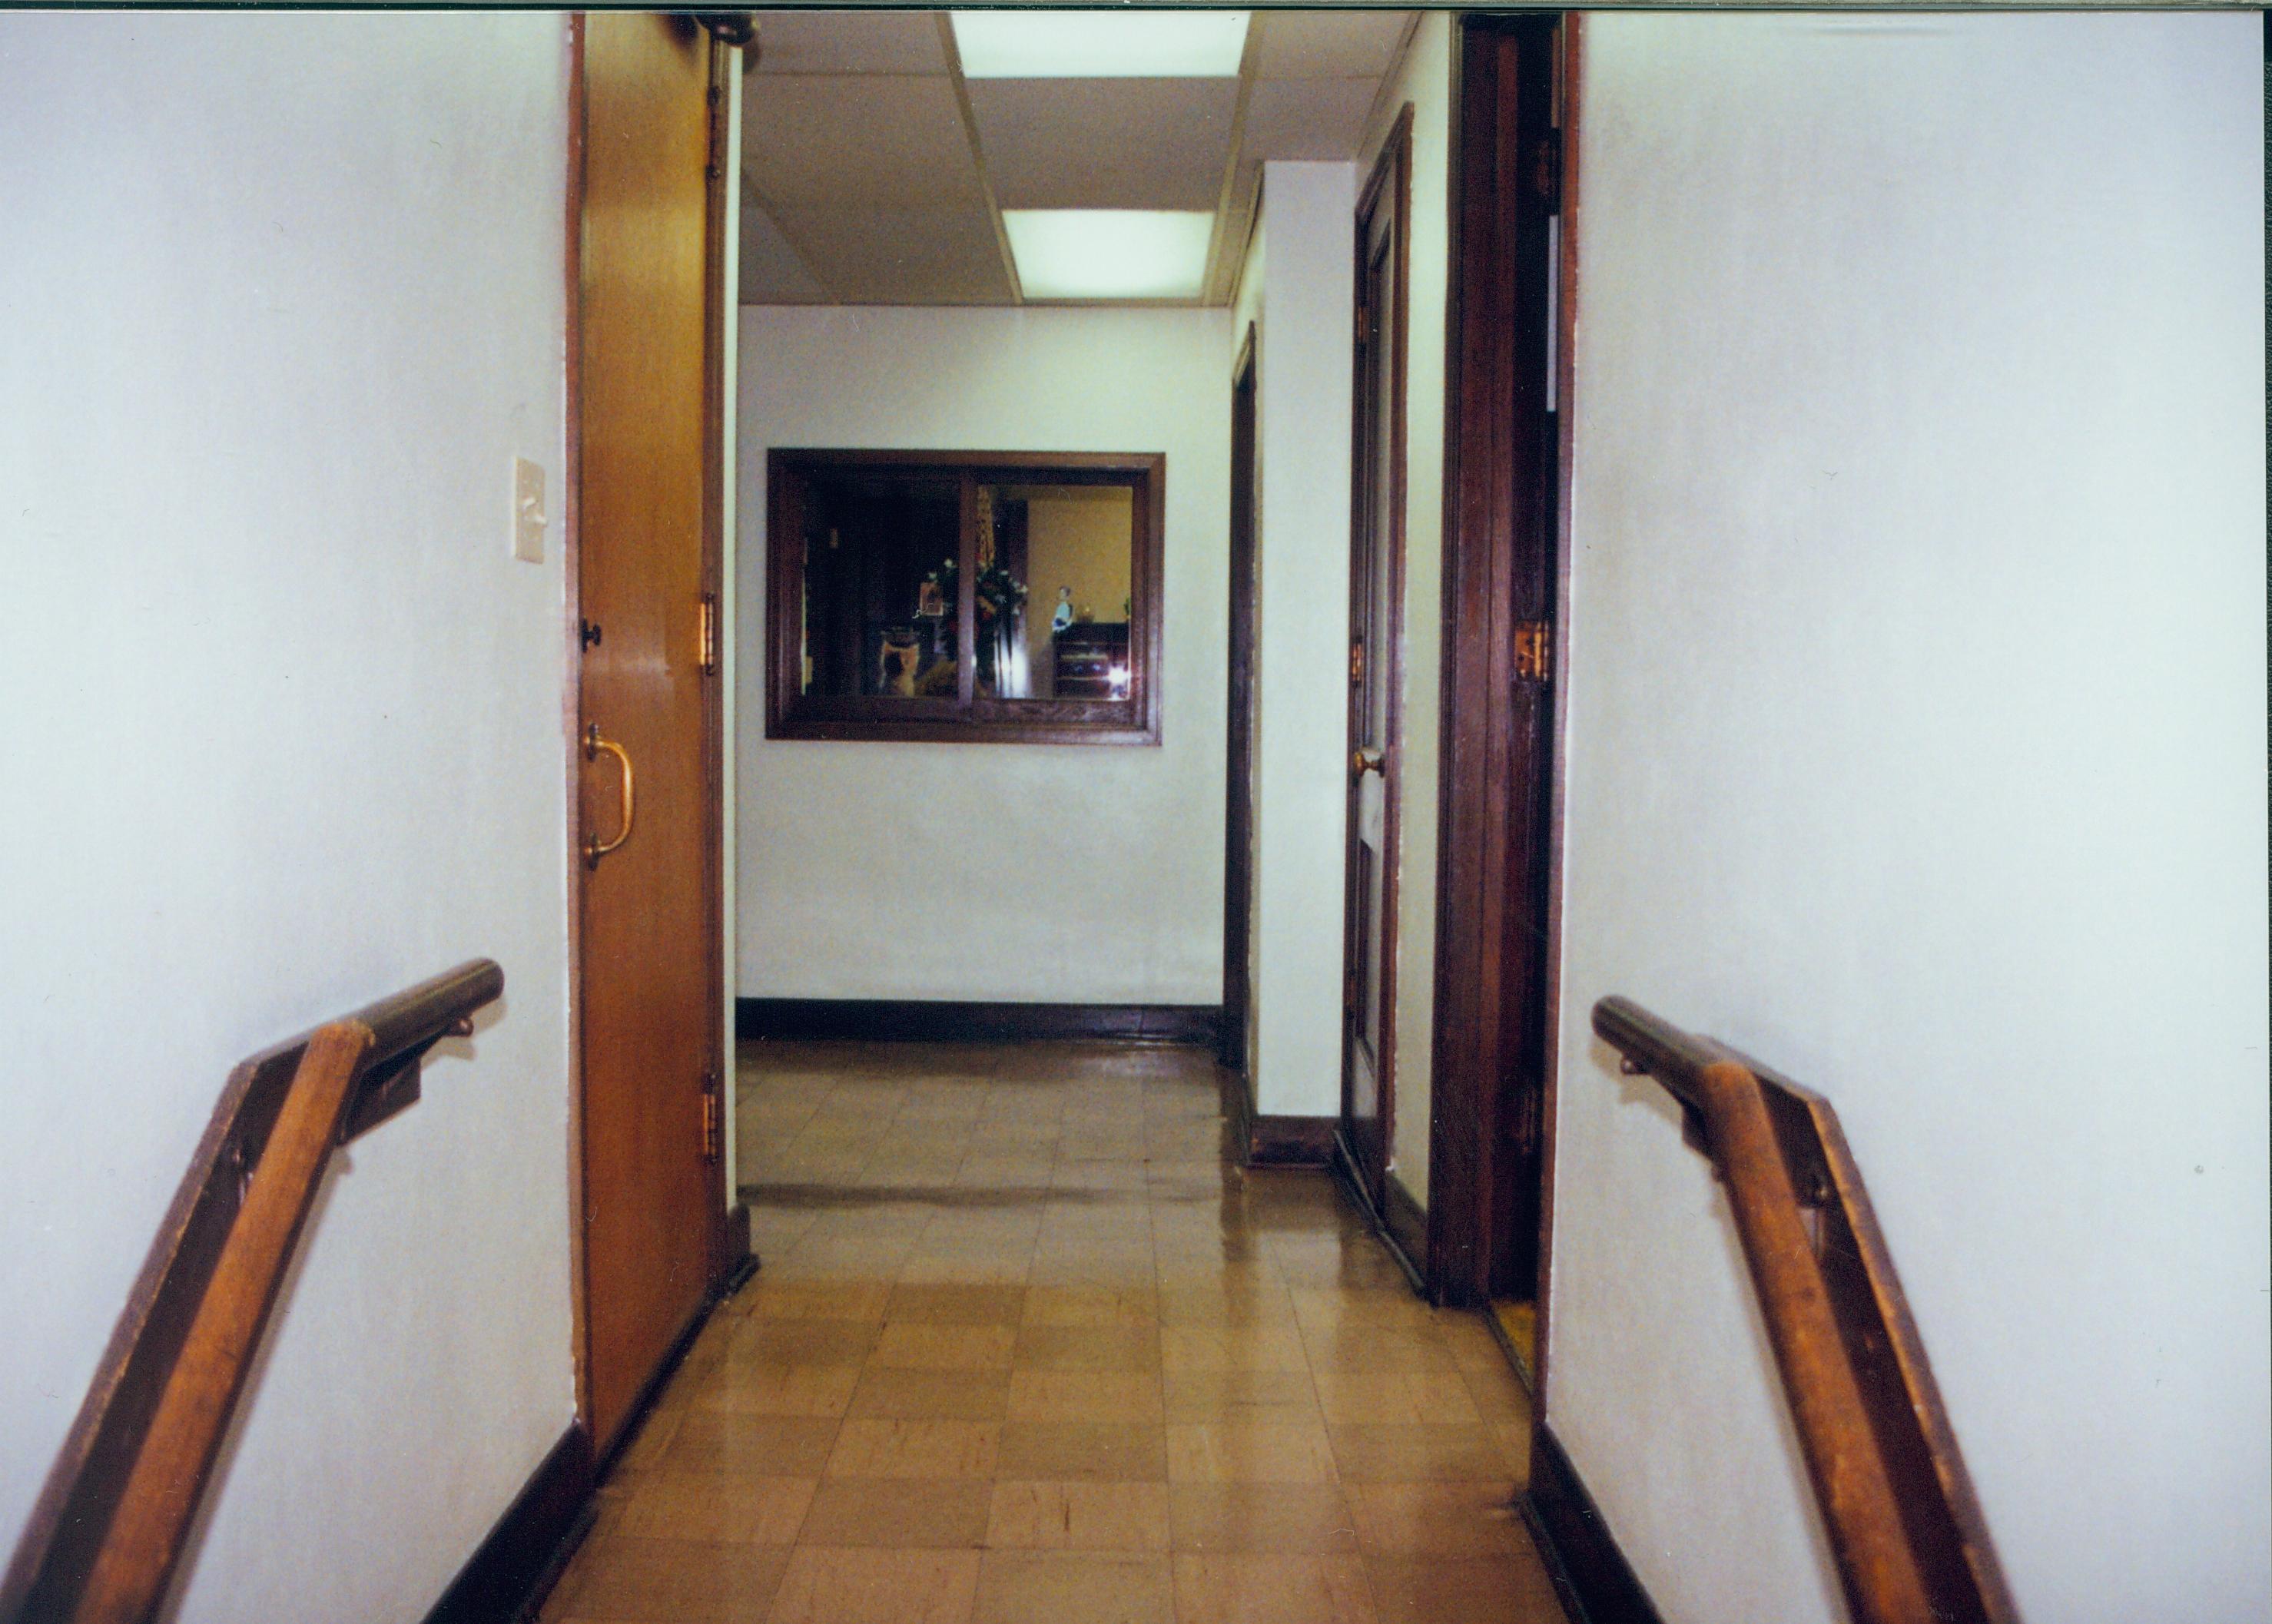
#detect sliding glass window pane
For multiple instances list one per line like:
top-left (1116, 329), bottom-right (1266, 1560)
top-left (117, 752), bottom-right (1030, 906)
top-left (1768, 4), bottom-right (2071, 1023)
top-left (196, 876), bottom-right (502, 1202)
top-left (798, 473), bottom-right (960, 700)
top-left (988, 482), bottom-right (1135, 701)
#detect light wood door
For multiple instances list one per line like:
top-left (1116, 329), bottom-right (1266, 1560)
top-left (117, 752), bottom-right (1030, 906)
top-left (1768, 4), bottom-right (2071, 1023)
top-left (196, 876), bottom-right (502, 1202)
top-left (1342, 114), bottom-right (1411, 1214)
top-left (576, 12), bottom-right (721, 1454)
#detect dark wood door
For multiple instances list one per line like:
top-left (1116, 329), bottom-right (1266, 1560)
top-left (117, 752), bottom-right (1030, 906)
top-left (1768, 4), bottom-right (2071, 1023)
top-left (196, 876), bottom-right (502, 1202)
top-left (1220, 326), bottom-right (1259, 1071)
top-left (576, 12), bottom-right (721, 1454)
top-left (1426, 15), bottom-right (1566, 1319)
top-left (1342, 114), bottom-right (1411, 1213)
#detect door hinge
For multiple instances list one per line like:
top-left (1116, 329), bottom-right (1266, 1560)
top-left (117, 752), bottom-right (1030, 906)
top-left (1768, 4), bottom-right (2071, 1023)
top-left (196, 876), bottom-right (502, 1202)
top-left (1513, 621), bottom-right (1551, 684)
top-left (702, 1069), bottom-right (723, 1162)
top-left (1355, 303), bottom-right (1371, 346)
top-left (1349, 640), bottom-right (1365, 686)
top-left (1531, 131), bottom-right (1563, 213)
top-left (698, 592), bottom-right (719, 676)
top-left (705, 83), bottom-right (725, 181)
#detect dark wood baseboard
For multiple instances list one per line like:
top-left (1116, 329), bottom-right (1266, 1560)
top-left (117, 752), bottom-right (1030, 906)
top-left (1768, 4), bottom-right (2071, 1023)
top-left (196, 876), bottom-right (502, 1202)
top-left (1220, 1064), bottom-right (1256, 1159)
top-left (1383, 1170), bottom-right (1428, 1271)
top-left (1248, 1114), bottom-right (1336, 1168)
top-left (1521, 1422), bottom-right (1664, 1624)
top-left (738, 997), bottom-right (1222, 1047)
top-left (720, 1198), bottom-right (758, 1294)
top-left (423, 1421), bottom-right (595, 1624)
top-left (1216, 1069), bottom-right (1335, 1168)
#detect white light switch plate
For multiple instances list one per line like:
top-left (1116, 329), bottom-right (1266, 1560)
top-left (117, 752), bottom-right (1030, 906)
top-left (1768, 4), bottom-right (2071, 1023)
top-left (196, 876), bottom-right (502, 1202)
top-left (512, 456), bottom-right (546, 563)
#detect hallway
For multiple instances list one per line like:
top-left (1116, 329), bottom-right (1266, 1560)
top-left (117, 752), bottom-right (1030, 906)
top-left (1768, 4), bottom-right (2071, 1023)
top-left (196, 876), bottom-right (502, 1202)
top-left (539, 1041), bottom-right (1567, 1623)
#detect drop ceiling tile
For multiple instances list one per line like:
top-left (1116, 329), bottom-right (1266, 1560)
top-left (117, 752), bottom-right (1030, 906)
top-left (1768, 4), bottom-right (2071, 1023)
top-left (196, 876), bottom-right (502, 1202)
top-left (739, 196), bottom-right (830, 303)
top-left (1240, 78), bottom-right (1381, 164)
top-left (768, 204), bottom-right (1015, 306)
top-left (744, 75), bottom-right (982, 207)
top-left (751, 10), bottom-right (947, 75)
top-left (1255, 11), bottom-right (1411, 80)
top-left (968, 78), bottom-right (1238, 212)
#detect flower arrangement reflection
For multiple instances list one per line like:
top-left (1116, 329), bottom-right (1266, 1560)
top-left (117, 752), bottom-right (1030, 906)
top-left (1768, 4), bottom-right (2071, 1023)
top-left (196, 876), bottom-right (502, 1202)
top-left (924, 556), bottom-right (1030, 694)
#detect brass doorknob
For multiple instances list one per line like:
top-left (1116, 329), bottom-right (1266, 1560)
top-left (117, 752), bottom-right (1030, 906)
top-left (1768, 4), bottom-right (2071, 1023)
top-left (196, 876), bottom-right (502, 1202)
top-left (1350, 746), bottom-right (1385, 781)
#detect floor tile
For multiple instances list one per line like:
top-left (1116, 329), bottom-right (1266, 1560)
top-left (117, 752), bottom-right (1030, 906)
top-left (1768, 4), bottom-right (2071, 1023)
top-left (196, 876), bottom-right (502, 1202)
top-left (973, 1550), bottom-right (1174, 1624)
top-left (1345, 1481), bottom-right (1528, 1556)
top-left (996, 1421), bottom-right (1169, 1482)
top-left (743, 1281), bottom-right (893, 1323)
top-left (698, 1364), bottom-right (864, 1418)
top-left (1461, 1360), bottom-right (1533, 1426)
top-left (1166, 1486), bottom-right (1359, 1556)
top-left (617, 1473), bottom-right (816, 1545)
top-left (847, 1367), bottom-right (1013, 1422)
top-left (1326, 1425), bottom-right (1519, 1483)
top-left (986, 1480), bottom-right (1173, 1552)
top-left (730, 1319), bottom-right (883, 1369)
top-left (555, 1536), bottom-right (790, 1622)
top-left (1166, 1418), bottom-right (1339, 1484)
top-left (1160, 1368), bottom-right (1318, 1422)
top-left (1022, 1285), bottom-right (1160, 1327)
top-left (872, 1323), bottom-right (1020, 1372)
top-left (1159, 1324), bottom-right (1309, 1374)
top-left (797, 1477), bottom-right (992, 1548)
top-left (887, 1284), bottom-right (1029, 1325)
top-left (1013, 1322), bottom-right (1161, 1372)
top-left (826, 1418), bottom-right (1000, 1479)
top-left (1298, 1327), bottom-right (1461, 1375)
top-left (664, 1414), bottom-right (843, 1478)
top-left (610, 1039), bottom-right (1582, 1624)
top-left (1308, 1370), bottom-right (1481, 1426)
top-left (767, 1547), bottom-right (982, 1624)
top-left (1362, 1553), bottom-right (1566, 1624)
top-left (1006, 1369), bottom-right (1166, 1423)
top-left (1169, 1553), bottom-right (1375, 1624)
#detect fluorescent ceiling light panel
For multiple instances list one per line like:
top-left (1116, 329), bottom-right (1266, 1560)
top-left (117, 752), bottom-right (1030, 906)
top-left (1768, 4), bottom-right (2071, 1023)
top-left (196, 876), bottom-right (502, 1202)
top-left (951, 12), bottom-right (1249, 78)
top-left (1003, 210), bottom-right (1214, 300)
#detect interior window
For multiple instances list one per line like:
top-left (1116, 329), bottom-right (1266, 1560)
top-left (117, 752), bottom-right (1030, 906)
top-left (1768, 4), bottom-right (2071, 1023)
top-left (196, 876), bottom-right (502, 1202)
top-left (767, 451), bottom-right (1163, 744)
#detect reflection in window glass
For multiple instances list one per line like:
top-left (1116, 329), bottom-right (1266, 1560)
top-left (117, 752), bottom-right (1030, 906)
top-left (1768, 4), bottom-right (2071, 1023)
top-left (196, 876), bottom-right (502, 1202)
top-left (798, 474), bottom-right (960, 700)
top-left (993, 483), bottom-right (1135, 701)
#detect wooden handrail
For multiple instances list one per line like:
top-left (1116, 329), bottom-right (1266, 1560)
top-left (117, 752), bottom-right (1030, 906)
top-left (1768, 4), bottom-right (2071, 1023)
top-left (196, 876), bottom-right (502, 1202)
top-left (1592, 996), bottom-right (2018, 1624)
top-left (1, 960), bottom-right (505, 1624)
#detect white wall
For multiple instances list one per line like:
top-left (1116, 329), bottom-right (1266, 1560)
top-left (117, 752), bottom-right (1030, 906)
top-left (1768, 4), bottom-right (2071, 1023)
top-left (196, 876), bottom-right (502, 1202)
top-left (737, 307), bottom-right (1230, 1005)
top-left (0, 13), bottom-right (576, 1623)
top-left (1358, 14), bottom-right (1453, 1198)
top-left (1550, 13), bottom-right (2267, 1621)
top-left (1237, 163), bottom-right (1359, 1119)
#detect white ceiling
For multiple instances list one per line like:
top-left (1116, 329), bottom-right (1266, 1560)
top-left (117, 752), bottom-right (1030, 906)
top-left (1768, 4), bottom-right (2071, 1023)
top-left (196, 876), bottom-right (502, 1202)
top-left (739, 8), bottom-right (1415, 307)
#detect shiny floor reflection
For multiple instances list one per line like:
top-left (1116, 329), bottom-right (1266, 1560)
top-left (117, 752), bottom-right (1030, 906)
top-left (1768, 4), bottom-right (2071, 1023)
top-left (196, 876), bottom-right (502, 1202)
top-left (542, 1040), bottom-right (1568, 1623)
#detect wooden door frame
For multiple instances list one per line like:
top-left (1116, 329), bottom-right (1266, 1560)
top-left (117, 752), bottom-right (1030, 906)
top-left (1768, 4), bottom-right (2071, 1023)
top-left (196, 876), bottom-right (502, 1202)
top-left (1421, 14), bottom-right (1580, 1400)
top-left (1220, 323), bottom-right (1259, 1072)
top-left (563, 9), bottom-right (589, 1430)
top-left (698, 33), bottom-right (751, 1289)
top-left (1338, 105), bottom-right (1413, 1217)
top-left (562, 13), bottom-right (743, 1450)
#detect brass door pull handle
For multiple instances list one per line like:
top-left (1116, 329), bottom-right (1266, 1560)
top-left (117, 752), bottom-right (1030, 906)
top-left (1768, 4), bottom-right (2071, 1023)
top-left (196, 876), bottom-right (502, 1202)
top-left (584, 724), bottom-right (635, 868)
top-left (1351, 746), bottom-right (1386, 781)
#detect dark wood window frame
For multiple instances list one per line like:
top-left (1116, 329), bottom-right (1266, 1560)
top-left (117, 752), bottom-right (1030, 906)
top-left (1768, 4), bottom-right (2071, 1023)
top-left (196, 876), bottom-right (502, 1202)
top-left (765, 448), bottom-right (1166, 747)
